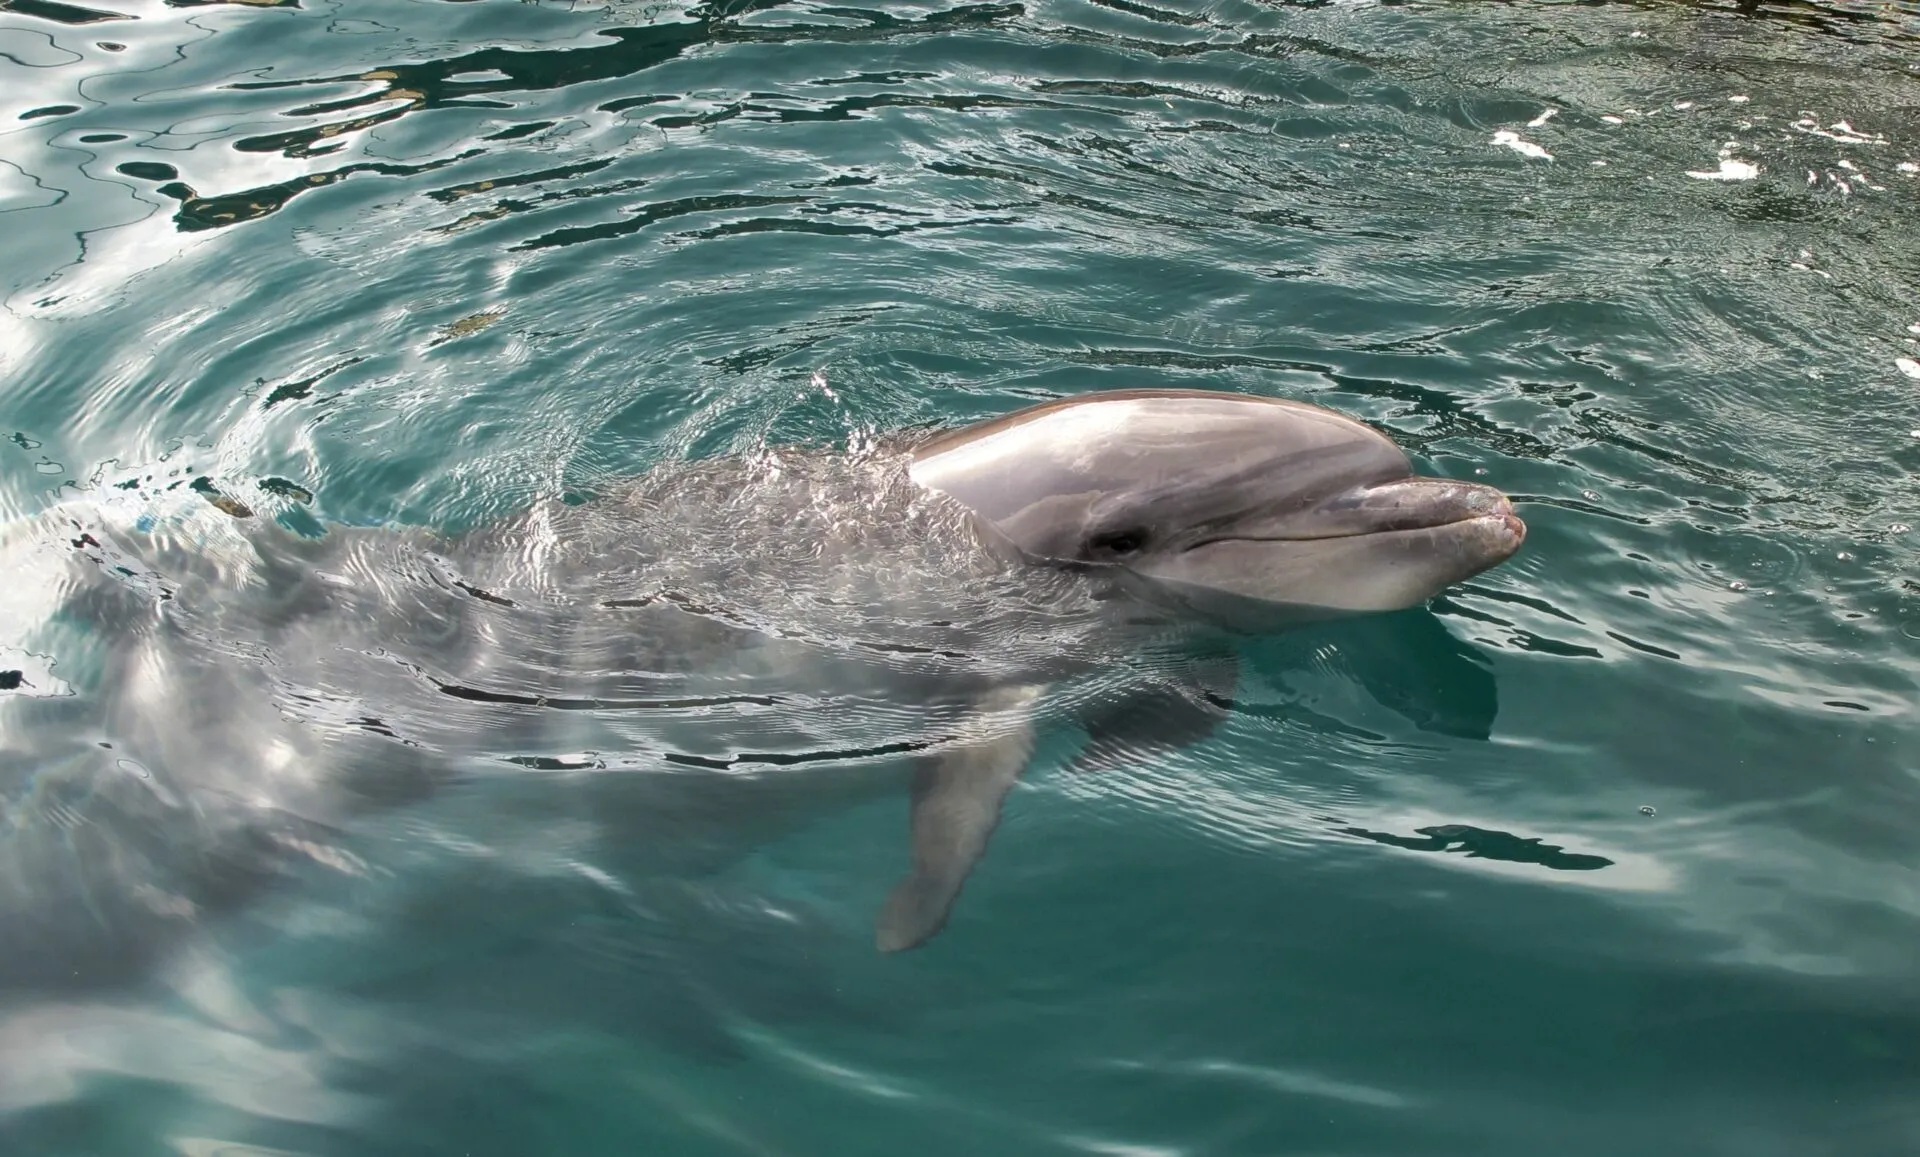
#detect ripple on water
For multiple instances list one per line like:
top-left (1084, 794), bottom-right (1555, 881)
top-left (1710, 529), bottom-right (1807, 589)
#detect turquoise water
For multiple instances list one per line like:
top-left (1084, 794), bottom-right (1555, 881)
top-left (3, 0), bottom-right (1919, 1152)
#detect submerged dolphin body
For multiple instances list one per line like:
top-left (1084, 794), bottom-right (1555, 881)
top-left (0, 388), bottom-right (1524, 988)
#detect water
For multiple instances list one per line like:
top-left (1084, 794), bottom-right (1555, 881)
top-left (3, 0), bottom-right (1919, 1152)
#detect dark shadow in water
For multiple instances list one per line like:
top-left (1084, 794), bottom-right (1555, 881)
top-left (166, 153), bottom-right (483, 233)
top-left (1329, 608), bottom-right (1500, 740)
top-left (1248, 607), bottom-right (1503, 742)
top-left (2, 0), bottom-right (133, 24)
top-left (1068, 608), bottom-right (1501, 778)
top-left (1336, 821), bottom-right (1616, 872)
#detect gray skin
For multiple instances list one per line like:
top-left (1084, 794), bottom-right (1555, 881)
top-left (0, 388), bottom-right (1523, 992)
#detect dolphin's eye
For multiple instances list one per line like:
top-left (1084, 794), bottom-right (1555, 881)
top-left (1089, 529), bottom-right (1147, 557)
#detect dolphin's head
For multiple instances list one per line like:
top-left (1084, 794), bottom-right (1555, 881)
top-left (908, 389), bottom-right (1525, 627)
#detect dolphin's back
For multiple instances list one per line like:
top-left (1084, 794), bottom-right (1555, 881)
top-left (0, 442), bottom-right (1148, 995)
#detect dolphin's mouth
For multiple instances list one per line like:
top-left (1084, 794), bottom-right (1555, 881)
top-left (1185, 483), bottom-right (1525, 551)
top-left (1133, 484), bottom-right (1527, 623)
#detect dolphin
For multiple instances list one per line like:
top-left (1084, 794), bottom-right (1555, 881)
top-left (0, 387), bottom-right (1524, 990)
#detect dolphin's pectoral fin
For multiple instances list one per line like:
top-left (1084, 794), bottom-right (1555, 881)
top-left (876, 683), bottom-right (1044, 953)
top-left (1071, 647), bottom-right (1238, 773)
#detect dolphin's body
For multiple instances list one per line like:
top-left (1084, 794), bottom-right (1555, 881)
top-left (0, 388), bottom-right (1524, 993)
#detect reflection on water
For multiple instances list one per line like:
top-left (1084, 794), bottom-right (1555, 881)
top-left (2, 0), bottom-right (1919, 1153)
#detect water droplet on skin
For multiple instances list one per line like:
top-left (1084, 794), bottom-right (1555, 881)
top-left (1474, 467), bottom-right (1489, 476)
top-left (1836, 551), bottom-right (1855, 561)
top-left (1581, 489), bottom-right (1600, 501)
top-left (1639, 806), bottom-right (1657, 817)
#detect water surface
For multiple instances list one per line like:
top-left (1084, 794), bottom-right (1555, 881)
top-left (2, 0), bottom-right (1918, 1154)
